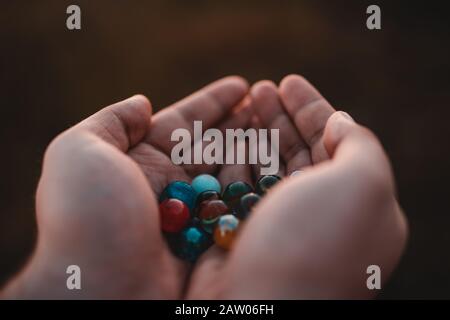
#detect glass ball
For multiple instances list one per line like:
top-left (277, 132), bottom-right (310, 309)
top-left (198, 200), bottom-right (229, 234)
top-left (195, 190), bottom-right (221, 208)
top-left (236, 192), bottom-right (261, 220)
top-left (159, 198), bottom-right (190, 233)
top-left (159, 181), bottom-right (197, 214)
top-left (222, 181), bottom-right (253, 210)
top-left (176, 226), bottom-right (211, 262)
top-left (214, 214), bottom-right (240, 250)
top-left (255, 175), bottom-right (281, 195)
top-left (191, 174), bottom-right (222, 195)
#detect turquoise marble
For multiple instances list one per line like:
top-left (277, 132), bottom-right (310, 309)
top-left (176, 226), bottom-right (211, 262)
top-left (192, 174), bottom-right (222, 195)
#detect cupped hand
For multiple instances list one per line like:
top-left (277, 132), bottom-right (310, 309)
top-left (1, 74), bottom-right (408, 300)
top-left (187, 75), bottom-right (408, 299)
top-left (0, 76), bottom-right (251, 299)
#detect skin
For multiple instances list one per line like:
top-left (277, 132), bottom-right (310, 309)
top-left (0, 75), bottom-right (408, 299)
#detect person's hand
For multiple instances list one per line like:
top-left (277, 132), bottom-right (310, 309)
top-left (187, 75), bottom-right (408, 299)
top-left (0, 76), bottom-right (251, 299)
top-left (1, 74), bottom-right (408, 300)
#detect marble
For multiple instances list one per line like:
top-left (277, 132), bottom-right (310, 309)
top-left (192, 174), bottom-right (222, 195)
top-left (222, 181), bottom-right (253, 210)
top-left (159, 198), bottom-right (190, 233)
top-left (255, 175), bottom-right (281, 195)
top-left (159, 181), bottom-right (197, 213)
top-left (176, 226), bottom-right (211, 262)
top-left (198, 200), bottom-right (229, 234)
top-left (214, 214), bottom-right (240, 250)
top-left (236, 192), bottom-right (261, 220)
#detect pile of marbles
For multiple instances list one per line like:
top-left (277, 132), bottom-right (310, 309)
top-left (159, 174), bottom-right (281, 262)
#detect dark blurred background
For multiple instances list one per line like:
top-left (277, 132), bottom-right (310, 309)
top-left (1, 0), bottom-right (449, 298)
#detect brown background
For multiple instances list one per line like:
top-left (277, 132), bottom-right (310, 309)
top-left (1, 1), bottom-right (449, 298)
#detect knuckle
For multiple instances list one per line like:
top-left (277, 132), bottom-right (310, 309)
top-left (131, 94), bottom-right (152, 111)
top-left (282, 73), bottom-right (307, 85)
top-left (43, 129), bottom-right (93, 164)
top-left (44, 131), bottom-right (71, 160)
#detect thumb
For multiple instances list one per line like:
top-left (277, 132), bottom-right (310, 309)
top-left (71, 94), bottom-right (152, 152)
top-left (323, 111), bottom-right (395, 194)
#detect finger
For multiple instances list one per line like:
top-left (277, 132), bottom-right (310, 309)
top-left (217, 137), bottom-right (253, 188)
top-left (147, 76), bottom-right (249, 155)
top-left (248, 115), bottom-right (285, 180)
top-left (182, 97), bottom-right (253, 177)
top-left (251, 80), bottom-right (311, 173)
top-left (323, 111), bottom-right (394, 194)
top-left (72, 95), bottom-right (152, 152)
top-left (128, 142), bottom-right (191, 195)
top-left (248, 116), bottom-right (285, 180)
top-left (249, 115), bottom-right (286, 182)
top-left (185, 246), bottom-right (228, 299)
top-left (279, 74), bottom-right (335, 163)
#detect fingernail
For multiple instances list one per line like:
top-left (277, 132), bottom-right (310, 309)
top-left (337, 111), bottom-right (355, 122)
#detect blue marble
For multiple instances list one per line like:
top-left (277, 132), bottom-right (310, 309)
top-left (175, 226), bottom-right (211, 262)
top-left (236, 192), bottom-right (261, 220)
top-left (255, 175), bottom-right (281, 195)
top-left (159, 181), bottom-right (197, 214)
top-left (222, 181), bottom-right (253, 210)
top-left (191, 174), bottom-right (222, 195)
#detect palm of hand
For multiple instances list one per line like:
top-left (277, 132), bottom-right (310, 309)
top-left (1, 77), bottom-right (251, 299)
top-left (187, 76), bottom-right (407, 299)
